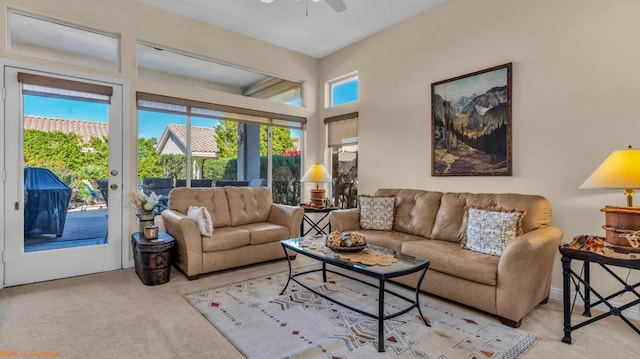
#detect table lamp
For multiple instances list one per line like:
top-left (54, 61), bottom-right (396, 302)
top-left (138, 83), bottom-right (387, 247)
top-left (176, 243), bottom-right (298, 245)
top-left (580, 145), bottom-right (640, 251)
top-left (301, 164), bottom-right (332, 208)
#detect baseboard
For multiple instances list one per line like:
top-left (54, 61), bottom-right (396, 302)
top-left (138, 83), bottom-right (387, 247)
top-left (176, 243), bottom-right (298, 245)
top-left (549, 286), bottom-right (640, 321)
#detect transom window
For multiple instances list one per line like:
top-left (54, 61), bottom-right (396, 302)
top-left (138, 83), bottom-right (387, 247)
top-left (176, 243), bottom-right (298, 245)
top-left (8, 9), bottom-right (120, 72)
top-left (136, 42), bottom-right (303, 107)
top-left (328, 72), bottom-right (359, 107)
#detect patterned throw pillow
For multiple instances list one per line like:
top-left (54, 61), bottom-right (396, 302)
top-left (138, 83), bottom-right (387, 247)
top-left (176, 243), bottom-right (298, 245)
top-left (464, 207), bottom-right (524, 256)
top-left (359, 195), bottom-right (395, 231)
top-left (187, 206), bottom-right (214, 236)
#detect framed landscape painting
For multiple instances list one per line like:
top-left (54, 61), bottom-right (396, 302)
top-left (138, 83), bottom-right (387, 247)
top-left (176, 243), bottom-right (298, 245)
top-left (431, 63), bottom-right (512, 176)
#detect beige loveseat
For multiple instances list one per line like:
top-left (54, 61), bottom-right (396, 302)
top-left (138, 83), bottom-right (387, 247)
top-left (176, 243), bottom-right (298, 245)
top-left (330, 188), bottom-right (563, 327)
top-left (162, 186), bottom-right (303, 280)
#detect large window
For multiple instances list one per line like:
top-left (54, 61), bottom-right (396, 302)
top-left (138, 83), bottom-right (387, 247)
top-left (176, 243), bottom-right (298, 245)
top-left (8, 10), bottom-right (120, 72)
top-left (326, 112), bottom-right (358, 209)
top-left (328, 72), bottom-right (359, 107)
top-left (136, 93), bottom-right (304, 206)
top-left (137, 42), bottom-right (302, 106)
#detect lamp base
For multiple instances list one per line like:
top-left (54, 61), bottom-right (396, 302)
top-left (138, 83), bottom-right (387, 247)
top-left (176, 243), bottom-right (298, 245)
top-left (601, 206), bottom-right (640, 252)
top-left (309, 189), bottom-right (325, 208)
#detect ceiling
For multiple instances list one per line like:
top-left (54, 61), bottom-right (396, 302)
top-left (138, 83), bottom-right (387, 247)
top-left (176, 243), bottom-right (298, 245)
top-left (142, 0), bottom-right (447, 58)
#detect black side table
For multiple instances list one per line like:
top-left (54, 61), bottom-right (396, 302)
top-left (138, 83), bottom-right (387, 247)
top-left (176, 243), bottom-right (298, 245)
top-left (131, 231), bottom-right (175, 286)
top-left (300, 206), bottom-right (339, 236)
top-left (559, 235), bottom-right (640, 344)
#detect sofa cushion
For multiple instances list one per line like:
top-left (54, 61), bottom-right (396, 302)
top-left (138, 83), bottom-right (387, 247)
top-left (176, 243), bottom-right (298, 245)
top-left (463, 207), bottom-right (524, 256)
top-left (490, 193), bottom-right (551, 233)
top-left (431, 192), bottom-right (552, 243)
top-left (359, 195), bottom-right (395, 230)
top-left (235, 222), bottom-right (290, 245)
top-left (401, 240), bottom-right (499, 286)
top-left (356, 230), bottom-right (425, 252)
top-left (202, 227), bottom-right (250, 252)
top-left (431, 193), bottom-right (490, 243)
top-left (226, 187), bottom-right (272, 226)
top-left (169, 187), bottom-right (232, 228)
top-left (376, 189), bottom-right (442, 238)
top-left (187, 206), bottom-right (214, 236)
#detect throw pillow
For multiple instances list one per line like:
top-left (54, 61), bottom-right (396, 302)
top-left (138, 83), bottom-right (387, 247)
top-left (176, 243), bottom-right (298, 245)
top-left (464, 207), bottom-right (525, 256)
top-left (359, 195), bottom-right (395, 231)
top-left (187, 206), bottom-right (214, 236)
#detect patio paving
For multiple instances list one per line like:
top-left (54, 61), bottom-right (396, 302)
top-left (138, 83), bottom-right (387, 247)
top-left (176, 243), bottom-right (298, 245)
top-left (24, 206), bottom-right (108, 252)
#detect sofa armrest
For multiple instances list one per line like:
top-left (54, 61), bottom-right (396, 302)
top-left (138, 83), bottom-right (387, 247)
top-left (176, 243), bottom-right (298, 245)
top-left (496, 226), bottom-right (564, 323)
top-left (161, 209), bottom-right (203, 277)
top-left (268, 204), bottom-right (304, 237)
top-left (329, 208), bottom-right (361, 232)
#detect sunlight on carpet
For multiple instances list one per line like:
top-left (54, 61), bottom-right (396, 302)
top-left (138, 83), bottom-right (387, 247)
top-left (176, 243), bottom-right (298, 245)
top-left (184, 266), bottom-right (538, 359)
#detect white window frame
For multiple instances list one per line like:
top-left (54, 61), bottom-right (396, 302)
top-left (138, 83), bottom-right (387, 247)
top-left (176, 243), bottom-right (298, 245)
top-left (326, 71), bottom-right (359, 108)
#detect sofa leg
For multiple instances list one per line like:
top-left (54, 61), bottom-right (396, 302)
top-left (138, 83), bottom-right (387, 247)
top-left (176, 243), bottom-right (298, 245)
top-left (187, 274), bottom-right (200, 281)
top-left (500, 317), bottom-right (522, 328)
top-left (540, 296), bottom-right (549, 305)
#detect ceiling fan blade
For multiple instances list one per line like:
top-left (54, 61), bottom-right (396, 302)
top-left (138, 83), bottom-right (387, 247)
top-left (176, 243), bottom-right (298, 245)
top-left (325, 0), bottom-right (347, 13)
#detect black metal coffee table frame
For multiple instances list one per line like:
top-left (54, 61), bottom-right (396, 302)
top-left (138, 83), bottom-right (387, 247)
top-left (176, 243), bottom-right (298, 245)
top-left (280, 238), bottom-right (431, 352)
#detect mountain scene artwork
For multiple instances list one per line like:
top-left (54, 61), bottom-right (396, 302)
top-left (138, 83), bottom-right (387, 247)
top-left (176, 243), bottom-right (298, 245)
top-left (432, 63), bottom-right (512, 176)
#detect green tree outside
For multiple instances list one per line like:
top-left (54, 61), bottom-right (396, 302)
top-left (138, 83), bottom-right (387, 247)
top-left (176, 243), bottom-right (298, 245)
top-left (215, 121), bottom-right (239, 159)
top-left (25, 122), bottom-right (301, 205)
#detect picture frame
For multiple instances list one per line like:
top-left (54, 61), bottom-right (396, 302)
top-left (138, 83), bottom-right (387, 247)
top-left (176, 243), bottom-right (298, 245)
top-left (431, 63), bottom-right (512, 176)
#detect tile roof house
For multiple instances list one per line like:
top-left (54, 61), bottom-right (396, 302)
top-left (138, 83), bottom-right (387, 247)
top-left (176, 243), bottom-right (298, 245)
top-left (156, 124), bottom-right (219, 158)
top-left (24, 115), bottom-right (108, 143)
top-left (156, 124), bottom-right (219, 178)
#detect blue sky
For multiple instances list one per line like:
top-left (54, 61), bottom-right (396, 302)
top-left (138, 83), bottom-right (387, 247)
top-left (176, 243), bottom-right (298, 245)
top-left (332, 79), bottom-right (358, 106)
top-left (23, 96), bottom-right (303, 141)
top-left (24, 83), bottom-right (357, 140)
top-left (24, 95), bottom-right (192, 139)
top-left (24, 95), bottom-right (108, 122)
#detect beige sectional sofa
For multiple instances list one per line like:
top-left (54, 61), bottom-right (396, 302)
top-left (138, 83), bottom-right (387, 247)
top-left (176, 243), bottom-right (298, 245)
top-left (162, 186), bottom-right (303, 280)
top-left (330, 188), bottom-right (563, 327)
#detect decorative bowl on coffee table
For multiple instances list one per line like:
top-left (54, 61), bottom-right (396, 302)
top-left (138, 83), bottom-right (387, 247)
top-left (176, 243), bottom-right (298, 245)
top-left (326, 242), bottom-right (367, 253)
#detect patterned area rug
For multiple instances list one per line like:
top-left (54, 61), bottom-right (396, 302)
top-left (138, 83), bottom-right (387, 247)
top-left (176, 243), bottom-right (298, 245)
top-left (184, 267), bottom-right (538, 358)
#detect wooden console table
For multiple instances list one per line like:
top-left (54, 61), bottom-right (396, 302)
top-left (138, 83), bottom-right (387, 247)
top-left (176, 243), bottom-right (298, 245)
top-left (559, 235), bottom-right (640, 344)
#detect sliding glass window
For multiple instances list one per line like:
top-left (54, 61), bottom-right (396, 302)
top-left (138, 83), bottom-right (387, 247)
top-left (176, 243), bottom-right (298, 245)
top-left (136, 93), bottom-right (305, 206)
top-left (326, 112), bottom-right (358, 209)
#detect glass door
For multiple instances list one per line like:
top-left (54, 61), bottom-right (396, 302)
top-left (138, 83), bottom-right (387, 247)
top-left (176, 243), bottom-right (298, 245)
top-left (3, 66), bottom-right (124, 286)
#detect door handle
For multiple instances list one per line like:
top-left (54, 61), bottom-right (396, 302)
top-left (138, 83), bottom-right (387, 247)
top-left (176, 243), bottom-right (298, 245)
top-left (110, 184), bottom-right (118, 190)
top-left (110, 169), bottom-right (118, 176)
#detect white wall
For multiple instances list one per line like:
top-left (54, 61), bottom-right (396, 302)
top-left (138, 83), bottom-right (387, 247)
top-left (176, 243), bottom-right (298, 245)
top-left (318, 0), bottom-right (640, 297)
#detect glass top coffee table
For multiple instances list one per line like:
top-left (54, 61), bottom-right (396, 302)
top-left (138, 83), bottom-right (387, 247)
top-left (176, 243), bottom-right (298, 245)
top-left (280, 236), bottom-right (431, 353)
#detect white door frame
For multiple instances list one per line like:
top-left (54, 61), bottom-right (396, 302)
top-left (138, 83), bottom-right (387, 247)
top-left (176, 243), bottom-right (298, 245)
top-left (0, 58), bottom-right (131, 288)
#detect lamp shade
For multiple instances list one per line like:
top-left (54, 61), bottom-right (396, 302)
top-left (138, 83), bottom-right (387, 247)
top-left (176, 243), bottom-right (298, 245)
top-left (580, 147), bottom-right (640, 189)
top-left (301, 164), bottom-right (332, 184)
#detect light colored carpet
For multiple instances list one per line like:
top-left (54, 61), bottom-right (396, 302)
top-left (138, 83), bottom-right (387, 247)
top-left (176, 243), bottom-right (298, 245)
top-left (184, 267), bottom-right (538, 358)
top-left (0, 256), bottom-right (636, 359)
